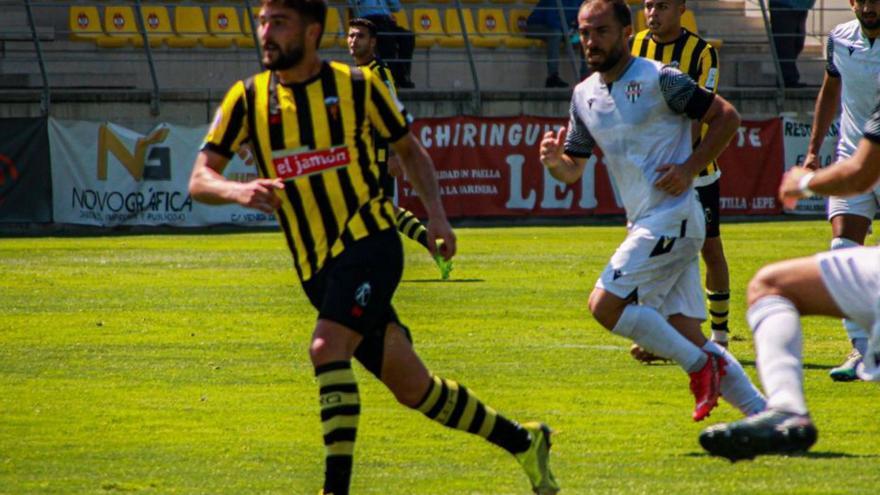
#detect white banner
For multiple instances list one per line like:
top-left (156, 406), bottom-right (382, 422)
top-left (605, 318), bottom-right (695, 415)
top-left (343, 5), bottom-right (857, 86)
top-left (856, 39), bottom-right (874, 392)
top-left (49, 118), bottom-right (278, 227)
top-left (781, 115), bottom-right (839, 216)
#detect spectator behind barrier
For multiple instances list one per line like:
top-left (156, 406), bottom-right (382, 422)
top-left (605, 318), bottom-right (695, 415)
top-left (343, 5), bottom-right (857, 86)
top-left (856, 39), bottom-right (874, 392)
top-left (526, 0), bottom-right (583, 88)
top-left (769, 0), bottom-right (816, 87)
top-left (353, 0), bottom-right (416, 88)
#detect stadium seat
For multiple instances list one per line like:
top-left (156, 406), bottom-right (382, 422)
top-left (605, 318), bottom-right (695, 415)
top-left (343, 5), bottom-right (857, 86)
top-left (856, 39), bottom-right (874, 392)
top-left (411, 8), bottom-right (445, 48)
top-left (320, 7), bottom-right (344, 49)
top-left (138, 5), bottom-right (172, 47)
top-left (101, 6), bottom-right (141, 47)
top-left (391, 9), bottom-right (409, 30)
top-left (237, 8), bottom-right (257, 48)
top-left (441, 8), bottom-right (497, 48)
top-left (167, 6), bottom-right (208, 47)
top-left (206, 7), bottom-right (242, 48)
top-left (69, 6), bottom-right (120, 46)
top-left (508, 8), bottom-right (542, 48)
top-left (476, 8), bottom-right (525, 48)
top-left (634, 9), bottom-right (647, 32)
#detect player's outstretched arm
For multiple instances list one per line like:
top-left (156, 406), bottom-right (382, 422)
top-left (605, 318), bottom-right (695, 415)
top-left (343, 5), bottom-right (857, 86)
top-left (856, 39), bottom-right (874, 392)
top-left (189, 149), bottom-right (283, 214)
top-left (540, 127), bottom-right (587, 184)
top-left (804, 69), bottom-right (842, 170)
top-left (781, 137), bottom-right (880, 202)
top-left (390, 132), bottom-right (456, 260)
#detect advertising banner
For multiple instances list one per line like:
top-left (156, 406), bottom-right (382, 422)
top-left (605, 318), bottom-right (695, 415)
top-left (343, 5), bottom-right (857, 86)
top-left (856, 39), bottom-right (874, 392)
top-left (716, 118), bottom-right (785, 215)
top-left (400, 116), bottom-right (785, 218)
top-left (0, 118), bottom-right (53, 223)
top-left (48, 119), bottom-right (278, 227)
top-left (780, 115), bottom-right (839, 215)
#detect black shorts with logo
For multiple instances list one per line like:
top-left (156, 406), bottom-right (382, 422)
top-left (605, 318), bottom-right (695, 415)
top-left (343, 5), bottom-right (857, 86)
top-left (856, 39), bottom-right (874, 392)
top-left (696, 180), bottom-right (721, 239)
top-left (301, 228), bottom-right (411, 377)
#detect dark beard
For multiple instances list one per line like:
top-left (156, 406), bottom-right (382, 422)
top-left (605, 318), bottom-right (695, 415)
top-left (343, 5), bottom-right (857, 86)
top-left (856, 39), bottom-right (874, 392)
top-left (588, 44), bottom-right (625, 73)
top-left (264, 43), bottom-right (305, 71)
top-left (858, 13), bottom-right (880, 31)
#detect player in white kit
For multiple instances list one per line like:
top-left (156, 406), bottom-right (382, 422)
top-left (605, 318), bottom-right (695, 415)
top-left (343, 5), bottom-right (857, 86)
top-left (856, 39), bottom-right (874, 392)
top-left (802, 0), bottom-right (880, 381)
top-left (700, 98), bottom-right (880, 461)
top-left (540, 0), bottom-right (766, 423)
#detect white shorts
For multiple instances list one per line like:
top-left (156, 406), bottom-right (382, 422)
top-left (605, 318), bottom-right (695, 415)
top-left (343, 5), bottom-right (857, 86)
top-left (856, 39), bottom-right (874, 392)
top-left (816, 246), bottom-right (880, 332)
top-left (596, 227), bottom-right (706, 320)
top-left (827, 189), bottom-right (880, 221)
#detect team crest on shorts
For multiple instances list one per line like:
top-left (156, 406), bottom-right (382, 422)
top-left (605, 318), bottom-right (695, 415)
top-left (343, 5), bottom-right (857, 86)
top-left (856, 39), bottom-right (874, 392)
top-left (625, 81), bottom-right (642, 103)
top-left (355, 282), bottom-right (371, 307)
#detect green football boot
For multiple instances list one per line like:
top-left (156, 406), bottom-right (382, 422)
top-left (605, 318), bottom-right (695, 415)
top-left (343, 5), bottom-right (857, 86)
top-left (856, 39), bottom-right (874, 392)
top-left (829, 349), bottom-right (862, 382)
top-left (515, 422), bottom-right (560, 495)
top-left (433, 253), bottom-right (453, 280)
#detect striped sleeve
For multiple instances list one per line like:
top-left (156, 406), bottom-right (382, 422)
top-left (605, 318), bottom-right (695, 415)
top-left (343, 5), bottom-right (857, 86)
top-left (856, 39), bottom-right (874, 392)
top-left (697, 43), bottom-right (719, 93)
top-left (864, 99), bottom-right (880, 144)
top-left (201, 80), bottom-right (249, 159)
top-left (365, 70), bottom-right (410, 143)
top-left (564, 98), bottom-right (595, 158)
top-left (659, 64), bottom-right (715, 120)
top-left (826, 34), bottom-right (840, 78)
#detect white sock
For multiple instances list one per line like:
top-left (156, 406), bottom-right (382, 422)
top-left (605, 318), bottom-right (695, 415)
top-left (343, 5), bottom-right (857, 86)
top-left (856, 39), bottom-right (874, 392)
top-left (613, 304), bottom-right (706, 372)
top-left (747, 295), bottom-right (809, 415)
top-left (702, 340), bottom-right (767, 416)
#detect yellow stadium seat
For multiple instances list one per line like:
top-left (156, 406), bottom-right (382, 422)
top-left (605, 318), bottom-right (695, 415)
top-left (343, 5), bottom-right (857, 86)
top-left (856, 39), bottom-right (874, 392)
top-left (441, 8), bottom-right (497, 48)
top-left (320, 7), bottom-right (343, 49)
top-left (635, 9), bottom-right (647, 32)
top-left (508, 8), bottom-right (542, 48)
top-left (477, 8), bottom-right (525, 48)
top-left (391, 10), bottom-right (409, 30)
top-left (411, 8), bottom-right (445, 48)
top-left (682, 10), bottom-right (698, 32)
top-left (138, 6), bottom-right (172, 47)
top-left (206, 7), bottom-right (242, 48)
top-left (101, 6), bottom-right (140, 47)
top-left (69, 6), bottom-right (114, 45)
top-left (167, 6), bottom-right (208, 47)
top-left (238, 8), bottom-right (257, 48)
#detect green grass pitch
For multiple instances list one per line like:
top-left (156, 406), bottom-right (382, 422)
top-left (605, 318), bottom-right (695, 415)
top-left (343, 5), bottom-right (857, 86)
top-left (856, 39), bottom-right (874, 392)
top-left (1, 220), bottom-right (879, 494)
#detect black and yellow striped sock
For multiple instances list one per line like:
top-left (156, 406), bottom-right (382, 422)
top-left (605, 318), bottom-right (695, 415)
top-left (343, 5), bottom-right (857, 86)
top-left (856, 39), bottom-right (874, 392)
top-left (316, 361), bottom-right (360, 495)
top-left (396, 208), bottom-right (431, 251)
top-left (707, 290), bottom-right (730, 340)
top-left (414, 374), bottom-right (531, 455)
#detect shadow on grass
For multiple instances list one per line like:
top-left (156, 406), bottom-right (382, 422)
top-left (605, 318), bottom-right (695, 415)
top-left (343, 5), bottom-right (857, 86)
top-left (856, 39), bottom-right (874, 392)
top-left (732, 359), bottom-right (834, 371)
top-left (403, 278), bottom-right (485, 283)
top-left (684, 450), bottom-right (877, 460)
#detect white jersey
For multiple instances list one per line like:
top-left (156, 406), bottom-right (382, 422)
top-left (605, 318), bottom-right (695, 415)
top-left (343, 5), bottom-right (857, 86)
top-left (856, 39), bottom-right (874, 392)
top-left (826, 20), bottom-right (880, 160)
top-left (565, 57), bottom-right (713, 238)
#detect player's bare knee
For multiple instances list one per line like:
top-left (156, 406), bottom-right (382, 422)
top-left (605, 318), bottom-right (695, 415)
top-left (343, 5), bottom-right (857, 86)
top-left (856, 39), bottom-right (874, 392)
top-left (747, 265), bottom-right (784, 306)
top-left (309, 337), bottom-right (338, 366)
top-left (588, 290), bottom-right (619, 330)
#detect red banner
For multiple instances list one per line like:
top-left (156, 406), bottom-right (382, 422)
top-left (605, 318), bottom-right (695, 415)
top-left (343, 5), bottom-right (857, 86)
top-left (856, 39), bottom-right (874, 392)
top-left (716, 118), bottom-right (785, 215)
top-left (399, 115), bottom-right (784, 218)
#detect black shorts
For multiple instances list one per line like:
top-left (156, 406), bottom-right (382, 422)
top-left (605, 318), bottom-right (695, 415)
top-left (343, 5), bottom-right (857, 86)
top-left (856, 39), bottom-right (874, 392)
top-left (696, 180), bottom-right (721, 238)
top-left (301, 228), bottom-right (411, 376)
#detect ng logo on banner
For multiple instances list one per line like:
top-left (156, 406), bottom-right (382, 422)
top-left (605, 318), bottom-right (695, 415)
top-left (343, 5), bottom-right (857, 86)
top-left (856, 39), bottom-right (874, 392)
top-left (97, 124), bottom-right (171, 181)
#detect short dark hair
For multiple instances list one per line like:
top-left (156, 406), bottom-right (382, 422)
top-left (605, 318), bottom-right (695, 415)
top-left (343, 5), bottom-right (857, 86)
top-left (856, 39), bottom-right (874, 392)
top-left (580, 0), bottom-right (632, 27)
top-left (261, 0), bottom-right (327, 46)
top-left (348, 17), bottom-right (377, 38)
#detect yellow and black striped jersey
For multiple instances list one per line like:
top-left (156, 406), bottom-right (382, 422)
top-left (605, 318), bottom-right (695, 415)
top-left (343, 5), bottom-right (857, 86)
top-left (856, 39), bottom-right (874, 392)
top-left (202, 60), bottom-right (410, 281)
top-left (631, 28), bottom-right (720, 180)
top-left (361, 57), bottom-right (397, 165)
